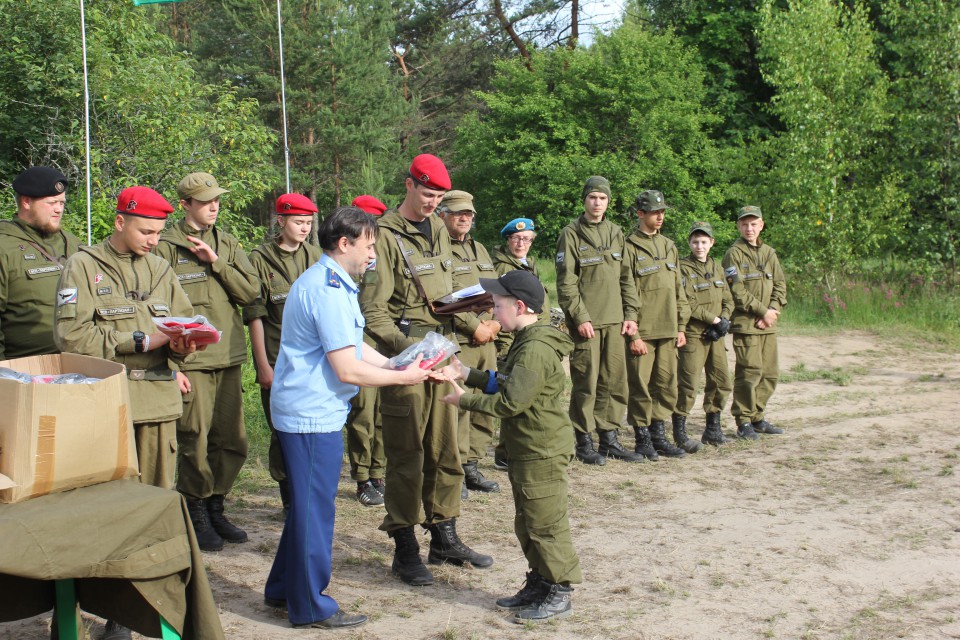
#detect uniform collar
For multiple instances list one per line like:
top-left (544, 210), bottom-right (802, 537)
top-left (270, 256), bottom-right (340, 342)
top-left (319, 253), bottom-right (358, 293)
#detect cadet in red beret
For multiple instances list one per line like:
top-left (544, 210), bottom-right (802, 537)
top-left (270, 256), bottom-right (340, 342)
top-left (116, 186), bottom-right (174, 221)
top-left (359, 154), bottom-right (494, 586)
top-left (351, 195), bottom-right (388, 216)
top-left (243, 193), bottom-right (322, 512)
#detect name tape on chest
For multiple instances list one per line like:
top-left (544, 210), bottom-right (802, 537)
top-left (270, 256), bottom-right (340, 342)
top-left (27, 265), bottom-right (62, 276)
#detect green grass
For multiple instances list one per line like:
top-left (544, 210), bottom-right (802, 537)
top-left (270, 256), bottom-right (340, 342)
top-left (780, 362), bottom-right (866, 386)
top-left (781, 276), bottom-right (960, 347)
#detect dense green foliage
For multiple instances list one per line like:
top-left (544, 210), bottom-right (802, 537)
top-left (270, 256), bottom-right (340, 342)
top-left (0, 0), bottom-right (957, 290)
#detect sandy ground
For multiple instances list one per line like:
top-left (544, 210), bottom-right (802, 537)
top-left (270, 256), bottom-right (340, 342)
top-left (5, 330), bottom-right (960, 640)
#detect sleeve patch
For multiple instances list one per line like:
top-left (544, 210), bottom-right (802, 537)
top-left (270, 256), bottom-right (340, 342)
top-left (724, 266), bottom-right (738, 277)
top-left (57, 288), bottom-right (78, 306)
top-left (555, 252), bottom-right (565, 263)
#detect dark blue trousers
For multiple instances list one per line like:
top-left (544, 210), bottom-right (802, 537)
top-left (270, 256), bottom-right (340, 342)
top-left (265, 430), bottom-right (343, 625)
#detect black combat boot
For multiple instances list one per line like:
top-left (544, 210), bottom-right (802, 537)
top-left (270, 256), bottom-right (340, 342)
top-left (752, 419), bottom-right (784, 435)
top-left (207, 494), bottom-right (248, 543)
top-left (701, 412), bottom-right (727, 445)
top-left (671, 414), bottom-right (703, 453)
top-left (390, 526), bottom-right (434, 586)
top-left (461, 481), bottom-right (469, 501)
top-left (427, 518), bottom-right (494, 568)
top-left (596, 429), bottom-right (645, 462)
top-left (574, 432), bottom-right (606, 466)
top-left (496, 571), bottom-right (547, 610)
top-left (102, 620), bottom-right (133, 640)
top-left (632, 426), bottom-right (659, 461)
top-left (185, 497), bottom-right (224, 552)
top-left (463, 460), bottom-right (500, 492)
top-left (513, 582), bottom-right (573, 623)
top-left (649, 420), bottom-right (687, 457)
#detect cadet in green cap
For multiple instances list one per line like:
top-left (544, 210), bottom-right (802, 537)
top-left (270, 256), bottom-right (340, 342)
top-left (359, 154), bottom-right (492, 587)
top-left (722, 206), bottom-right (788, 439)
top-left (623, 190), bottom-right (694, 459)
top-left (676, 221), bottom-right (734, 445)
top-left (438, 189), bottom-right (501, 497)
top-left (1, 166), bottom-right (82, 360)
top-left (441, 270), bottom-right (581, 624)
top-left (154, 171), bottom-right (260, 552)
top-left (243, 193), bottom-right (322, 511)
top-left (555, 176), bottom-right (641, 464)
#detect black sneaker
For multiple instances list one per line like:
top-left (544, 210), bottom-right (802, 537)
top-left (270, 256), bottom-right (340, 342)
top-left (737, 423), bottom-right (759, 440)
top-left (357, 481), bottom-right (384, 506)
top-left (752, 419), bottom-right (784, 435)
top-left (371, 478), bottom-right (385, 496)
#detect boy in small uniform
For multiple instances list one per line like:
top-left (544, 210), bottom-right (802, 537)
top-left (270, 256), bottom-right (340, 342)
top-left (675, 221), bottom-right (734, 445)
top-left (442, 270), bottom-right (582, 624)
top-left (722, 206), bottom-right (787, 439)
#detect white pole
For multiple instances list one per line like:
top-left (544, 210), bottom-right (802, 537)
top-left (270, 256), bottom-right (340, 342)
top-left (79, 0), bottom-right (93, 245)
top-left (277, 0), bottom-right (291, 193)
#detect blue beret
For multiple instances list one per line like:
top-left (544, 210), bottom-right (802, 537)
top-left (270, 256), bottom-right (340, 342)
top-left (500, 218), bottom-right (536, 238)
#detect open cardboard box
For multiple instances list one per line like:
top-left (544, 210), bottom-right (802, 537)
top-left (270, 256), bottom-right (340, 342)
top-left (0, 353), bottom-right (138, 503)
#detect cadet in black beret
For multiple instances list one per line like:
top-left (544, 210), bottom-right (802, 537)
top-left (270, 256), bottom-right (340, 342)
top-left (1, 166), bottom-right (81, 360)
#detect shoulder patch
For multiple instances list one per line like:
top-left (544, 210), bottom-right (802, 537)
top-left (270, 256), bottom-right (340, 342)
top-left (556, 252), bottom-right (565, 263)
top-left (57, 288), bottom-right (78, 306)
top-left (724, 266), bottom-right (738, 277)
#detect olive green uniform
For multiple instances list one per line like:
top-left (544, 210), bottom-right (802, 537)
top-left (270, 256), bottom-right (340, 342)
top-left (359, 209), bottom-right (462, 532)
top-left (0, 219), bottom-right (81, 360)
top-left (623, 229), bottom-right (690, 424)
top-left (677, 254), bottom-right (733, 416)
top-left (555, 216), bottom-right (640, 436)
top-left (722, 238), bottom-right (787, 426)
top-left (345, 271), bottom-right (385, 484)
top-left (242, 240), bottom-right (321, 484)
top-left (155, 220), bottom-right (259, 499)
top-left (460, 324), bottom-right (581, 585)
top-left (450, 235), bottom-right (498, 462)
top-left (54, 241), bottom-right (194, 489)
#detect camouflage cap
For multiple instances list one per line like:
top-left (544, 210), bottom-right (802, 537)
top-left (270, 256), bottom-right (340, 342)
top-left (689, 221), bottom-right (714, 238)
top-left (635, 189), bottom-right (669, 212)
top-left (737, 205), bottom-right (762, 220)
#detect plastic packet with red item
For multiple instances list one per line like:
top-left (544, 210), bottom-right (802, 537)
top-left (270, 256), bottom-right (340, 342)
top-left (388, 331), bottom-right (459, 370)
top-left (152, 315), bottom-right (222, 346)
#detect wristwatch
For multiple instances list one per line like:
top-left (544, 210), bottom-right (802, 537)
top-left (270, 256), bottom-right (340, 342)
top-left (133, 331), bottom-right (146, 353)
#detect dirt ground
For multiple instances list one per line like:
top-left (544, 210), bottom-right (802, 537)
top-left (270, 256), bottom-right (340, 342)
top-left (5, 330), bottom-right (960, 640)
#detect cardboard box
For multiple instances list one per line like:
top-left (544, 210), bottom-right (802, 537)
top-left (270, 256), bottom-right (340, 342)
top-left (0, 353), bottom-right (138, 503)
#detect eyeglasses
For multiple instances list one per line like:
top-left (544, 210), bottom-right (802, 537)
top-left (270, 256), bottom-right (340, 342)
top-left (509, 236), bottom-right (535, 245)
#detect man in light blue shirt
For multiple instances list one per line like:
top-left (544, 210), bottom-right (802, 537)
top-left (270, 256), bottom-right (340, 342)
top-left (264, 206), bottom-right (437, 630)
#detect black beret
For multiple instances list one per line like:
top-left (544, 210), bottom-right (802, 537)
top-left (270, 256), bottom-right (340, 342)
top-left (12, 167), bottom-right (68, 198)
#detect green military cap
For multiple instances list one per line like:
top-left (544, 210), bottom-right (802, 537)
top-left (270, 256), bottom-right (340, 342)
top-left (635, 189), bottom-right (669, 212)
top-left (177, 172), bottom-right (229, 202)
top-left (439, 190), bottom-right (476, 214)
top-left (581, 176), bottom-right (611, 200)
top-left (689, 221), bottom-right (714, 238)
top-left (737, 205), bottom-right (762, 220)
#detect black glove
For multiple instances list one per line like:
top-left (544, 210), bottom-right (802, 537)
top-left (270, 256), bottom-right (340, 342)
top-left (716, 317), bottom-right (731, 335)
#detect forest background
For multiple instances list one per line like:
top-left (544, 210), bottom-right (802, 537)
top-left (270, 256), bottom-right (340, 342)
top-left (1, 0), bottom-right (959, 336)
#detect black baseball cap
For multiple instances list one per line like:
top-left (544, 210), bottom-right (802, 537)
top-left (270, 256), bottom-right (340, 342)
top-left (479, 270), bottom-right (545, 313)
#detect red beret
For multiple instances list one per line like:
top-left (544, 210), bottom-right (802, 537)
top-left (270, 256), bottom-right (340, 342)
top-left (116, 186), bottom-right (173, 219)
top-left (409, 154), bottom-right (451, 191)
top-left (275, 193), bottom-right (318, 216)
top-left (351, 195), bottom-right (388, 216)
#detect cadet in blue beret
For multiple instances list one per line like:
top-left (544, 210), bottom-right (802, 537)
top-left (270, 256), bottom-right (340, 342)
top-left (1, 166), bottom-right (82, 360)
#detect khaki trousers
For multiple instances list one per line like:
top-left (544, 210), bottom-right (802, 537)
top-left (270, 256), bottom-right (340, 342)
top-left (568, 324), bottom-right (627, 435)
top-left (625, 337), bottom-right (679, 425)
top-left (456, 340), bottom-right (497, 462)
top-left (345, 385), bottom-right (386, 482)
top-left (176, 365), bottom-right (248, 499)
top-left (677, 335), bottom-right (732, 416)
top-left (731, 333), bottom-right (779, 425)
top-left (135, 420), bottom-right (177, 489)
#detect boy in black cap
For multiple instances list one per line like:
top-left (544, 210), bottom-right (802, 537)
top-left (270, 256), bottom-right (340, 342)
top-left (442, 270), bottom-right (582, 623)
top-left (1, 166), bottom-right (82, 360)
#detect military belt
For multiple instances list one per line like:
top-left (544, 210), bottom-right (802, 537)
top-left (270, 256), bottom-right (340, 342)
top-left (127, 367), bottom-right (176, 382)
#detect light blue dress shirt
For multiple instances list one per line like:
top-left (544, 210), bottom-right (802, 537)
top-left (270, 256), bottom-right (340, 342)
top-left (270, 253), bottom-right (364, 433)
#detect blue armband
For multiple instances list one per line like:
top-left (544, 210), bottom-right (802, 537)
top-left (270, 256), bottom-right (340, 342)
top-left (483, 370), bottom-right (499, 394)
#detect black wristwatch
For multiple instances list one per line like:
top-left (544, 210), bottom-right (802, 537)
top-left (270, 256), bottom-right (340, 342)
top-left (133, 331), bottom-right (146, 353)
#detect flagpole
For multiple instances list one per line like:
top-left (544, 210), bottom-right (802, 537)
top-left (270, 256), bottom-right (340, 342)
top-left (277, 0), bottom-right (291, 193)
top-left (79, 0), bottom-right (93, 245)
